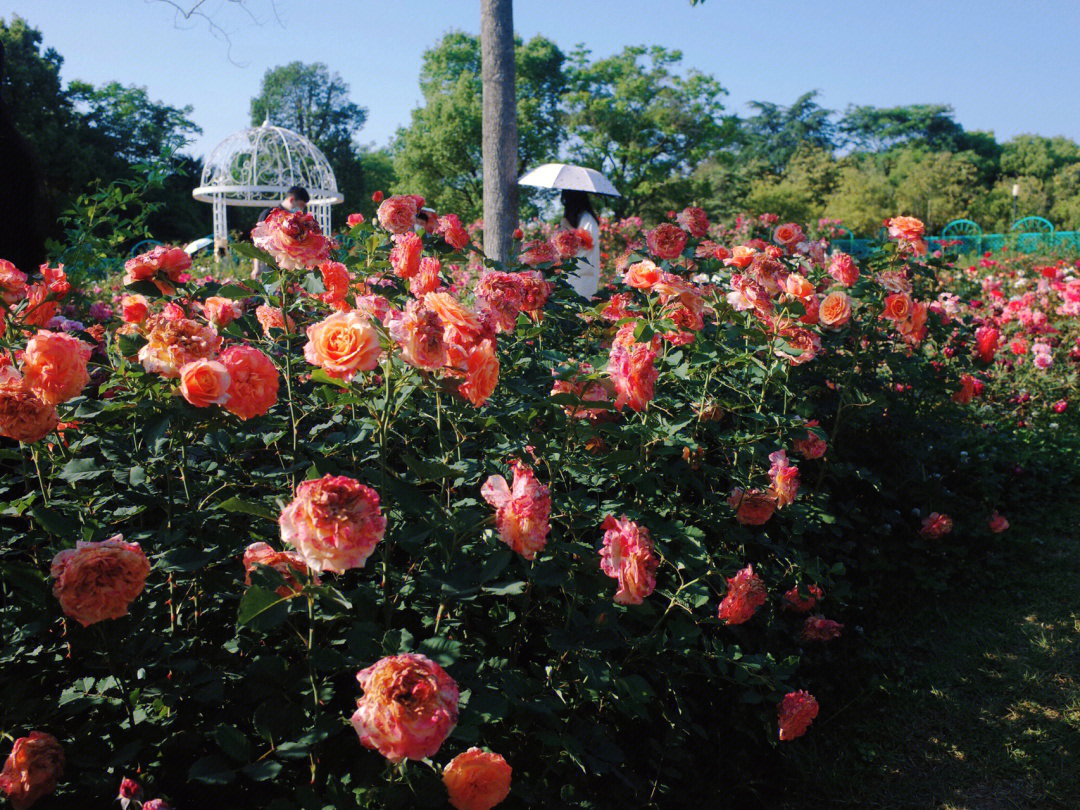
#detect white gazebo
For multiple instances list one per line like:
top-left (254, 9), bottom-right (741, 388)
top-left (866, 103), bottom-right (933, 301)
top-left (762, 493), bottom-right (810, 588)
top-left (193, 120), bottom-right (343, 252)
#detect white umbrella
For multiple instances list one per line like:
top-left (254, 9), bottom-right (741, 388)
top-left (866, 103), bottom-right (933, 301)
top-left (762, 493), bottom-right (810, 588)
top-left (518, 163), bottom-right (620, 197)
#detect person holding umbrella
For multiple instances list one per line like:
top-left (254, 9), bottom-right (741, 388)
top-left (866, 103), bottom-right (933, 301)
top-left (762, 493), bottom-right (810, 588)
top-left (518, 163), bottom-right (620, 299)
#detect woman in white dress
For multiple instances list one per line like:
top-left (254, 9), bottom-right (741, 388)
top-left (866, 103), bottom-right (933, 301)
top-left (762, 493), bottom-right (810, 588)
top-left (558, 190), bottom-right (601, 299)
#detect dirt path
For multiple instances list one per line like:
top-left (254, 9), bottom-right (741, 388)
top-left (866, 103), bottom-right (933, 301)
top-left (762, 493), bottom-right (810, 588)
top-left (784, 526), bottom-right (1080, 809)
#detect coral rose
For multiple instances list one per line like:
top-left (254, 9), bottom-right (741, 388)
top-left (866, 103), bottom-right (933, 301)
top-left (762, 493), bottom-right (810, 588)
top-left (801, 616), bottom-right (844, 641)
top-left (646, 223), bottom-right (688, 260)
top-left (0, 369), bottom-right (59, 443)
top-left (280, 475), bottom-right (386, 573)
top-left (219, 345), bottom-right (279, 420)
top-left (438, 214), bottom-right (470, 251)
top-left (251, 208), bottom-right (336, 270)
top-left (676, 206), bottom-right (710, 238)
top-left (782, 584), bottom-right (823, 612)
top-left (386, 300), bottom-right (448, 371)
top-left (828, 253), bottom-right (859, 287)
top-left (443, 749), bottom-right (512, 810)
top-left (773, 222), bottom-right (804, 246)
top-left (480, 461), bottom-right (551, 560)
top-left (778, 691), bottom-right (819, 740)
top-left (717, 564), bottom-right (767, 625)
top-left (350, 653), bottom-right (459, 762)
top-left (459, 338), bottom-right (499, 407)
top-left (727, 488), bottom-right (777, 525)
top-left (974, 326), bottom-right (1000, 363)
top-left (346, 212), bottom-right (365, 228)
top-left (50, 535), bottom-right (151, 627)
top-left (988, 511), bottom-right (1009, 533)
top-left (724, 245), bottom-right (757, 269)
top-left (319, 261), bottom-right (353, 309)
top-left (887, 216), bottom-right (925, 241)
top-left (243, 541), bottom-right (317, 597)
top-left (0, 732), bottom-right (64, 810)
top-left (475, 271), bottom-right (524, 332)
top-left (791, 421), bottom-right (827, 459)
top-left (775, 326), bottom-right (820, 366)
top-left (376, 195), bottom-right (420, 234)
top-left (768, 450), bottom-right (800, 508)
top-left (819, 291), bottom-right (852, 328)
top-left (919, 512), bottom-right (953, 538)
top-left (622, 260), bottom-right (663, 291)
top-left (138, 315), bottom-right (222, 379)
top-left (409, 256), bottom-right (444, 298)
top-left (22, 330), bottom-right (91, 406)
top-left (203, 296), bottom-right (241, 327)
top-left (178, 359), bottom-right (231, 408)
top-left (881, 293), bottom-right (913, 322)
top-left (599, 515), bottom-right (659, 605)
top-left (255, 304), bottom-right (295, 337)
top-left (518, 240), bottom-right (558, 268)
top-left (304, 311), bottom-right (382, 381)
top-left (390, 231), bottom-right (423, 279)
top-left (425, 292), bottom-right (482, 337)
top-left (0, 259), bottom-right (28, 306)
top-left (551, 229), bottom-right (582, 259)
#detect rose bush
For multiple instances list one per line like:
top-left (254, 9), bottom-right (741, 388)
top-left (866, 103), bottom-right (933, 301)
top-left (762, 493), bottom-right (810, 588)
top-left (0, 181), bottom-right (1076, 809)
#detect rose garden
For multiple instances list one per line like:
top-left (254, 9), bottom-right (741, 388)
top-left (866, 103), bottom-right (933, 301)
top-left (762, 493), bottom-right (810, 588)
top-left (2, 5), bottom-right (1080, 810)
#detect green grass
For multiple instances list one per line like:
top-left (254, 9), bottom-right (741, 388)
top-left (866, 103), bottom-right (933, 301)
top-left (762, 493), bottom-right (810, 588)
top-left (782, 518), bottom-right (1080, 809)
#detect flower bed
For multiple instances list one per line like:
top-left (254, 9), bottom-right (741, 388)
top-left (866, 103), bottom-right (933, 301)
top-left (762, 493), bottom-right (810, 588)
top-left (0, 194), bottom-right (1075, 808)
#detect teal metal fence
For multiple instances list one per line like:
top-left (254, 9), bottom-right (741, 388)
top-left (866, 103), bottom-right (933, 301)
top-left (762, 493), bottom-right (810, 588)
top-left (831, 218), bottom-right (1080, 258)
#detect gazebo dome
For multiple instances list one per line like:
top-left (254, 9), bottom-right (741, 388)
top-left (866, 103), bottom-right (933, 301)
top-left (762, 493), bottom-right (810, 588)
top-left (193, 120), bottom-right (343, 251)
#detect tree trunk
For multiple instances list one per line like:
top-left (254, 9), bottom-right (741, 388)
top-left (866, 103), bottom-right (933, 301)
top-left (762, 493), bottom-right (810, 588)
top-left (480, 0), bottom-right (518, 264)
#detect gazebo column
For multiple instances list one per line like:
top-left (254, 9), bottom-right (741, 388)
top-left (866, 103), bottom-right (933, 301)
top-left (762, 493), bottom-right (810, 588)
top-left (312, 203), bottom-right (331, 234)
top-left (212, 196), bottom-right (228, 260)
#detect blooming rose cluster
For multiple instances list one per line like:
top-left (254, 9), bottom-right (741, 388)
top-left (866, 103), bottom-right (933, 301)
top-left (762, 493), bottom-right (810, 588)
top-left (480, 462), bottom-right (552, 560)
top-left (778, 690), bottom-right (819, 740)
top-left (251, 208), bottom-right (337, 270)
top-left (50, 535), bottom-right (151, 627)
top-left (279, 475), bottom-right (386, 573)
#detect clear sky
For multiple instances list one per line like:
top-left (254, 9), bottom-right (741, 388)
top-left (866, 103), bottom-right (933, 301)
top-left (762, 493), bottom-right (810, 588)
top-left (6, 0), bottom-right (1079, 162)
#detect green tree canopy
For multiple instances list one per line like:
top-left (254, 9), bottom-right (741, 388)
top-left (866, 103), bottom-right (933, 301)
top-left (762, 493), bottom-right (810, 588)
top-left (392, 32), bottom-right (566, 222)
top-left (839, 103), bottom-right (966, 152)
top-left (740, 91), bottom-right (835, 175)
top-left (563, 45), bottom-right (735, 220)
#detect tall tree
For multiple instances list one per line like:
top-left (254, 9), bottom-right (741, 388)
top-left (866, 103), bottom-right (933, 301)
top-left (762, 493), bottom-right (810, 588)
top-left (250, 61), bottom-right (377, 215)
top-left (839, 104), bottom-right (965, 152)
top-left (740, 91), bottom-right (835, 175)
top-left (480, 0), bottom-right (518, 263)
top-left (392, 32), bottom-right (565, 222)
top-left (564, 45), bottom-right (734, 219)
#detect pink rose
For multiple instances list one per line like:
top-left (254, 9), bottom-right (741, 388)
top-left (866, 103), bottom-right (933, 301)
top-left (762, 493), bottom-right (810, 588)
top-left (480, 462), bottom-right (551, 560)
top-left (599, 515), bottom-right (659, 605)
top-left (646, 224), bottom-right (688, 260)
top-left (50, 535), bottom-right (151, 627)
top-left (280, 475), bottom-right (386, 573)
top-left (219, 345), bottom-right (279, 420)
top-left (21, 330), bottom-right (91, 406)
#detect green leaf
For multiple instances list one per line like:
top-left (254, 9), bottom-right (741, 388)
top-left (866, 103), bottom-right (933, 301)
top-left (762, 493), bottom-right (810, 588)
top-left (216, 496), bottom-right (277, 521)
top-left (30, 503), bottom-right (71, 535)
top-left (482, 581), bottom-right (527, 596)
top-left (125, 279), bottom-right (166, 298)
top-left (117, 332), bottom-right (147, 357)
top-left (216, 284), bottom-right (255, 300)
top-left (188, 755), bottom-right (236, 785)
top-left (242, 760), bottom-right (283, 781)
top-left (230, 242), bottom-right (277, 267)
top-left (213, 724), bottom-right (252, 762)
top-left (57, 458), bottom-right (104, 484)
top-left (309, 368), bottom-right (349, 388)
top-left (238, 586), bottom-right (290, 631)
top-left (418, 636), bottom-right (463, 666)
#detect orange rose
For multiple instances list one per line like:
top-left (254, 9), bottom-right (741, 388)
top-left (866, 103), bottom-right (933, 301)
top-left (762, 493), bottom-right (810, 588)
top-left (882, 292), bottom-right (912, 322)
top-left (22, 330), bottom-right (91, 406)
top-left (303, 311), bottom-right (382, 381)
top-left (390, 231), bottom-right (423, 279)
top-left (443, 748), bottom-right (512, 810)
top-left (0, 732), bottom-right (64, 810)
top-left (138, 315), bottom-right (222, 379)
top-left (203, 296), bottom-right (241, 328)
top-left (50, 535), bottom-right (151, 627)
top-left (178, 359), bottom-right (231, 407)
top-left (424, 292), bottom-right (482, 336)
top-left (887, 216), bottom-right (925, 241)
top-left (818, 291), bottom-right (852, 328)
top-left (255, 304), bottom-right (295, 338)
top-left (242, 541), bottom-right (317, 597)
top-left (622, 260), bottom-right (663, 291)
top-left (781, 273), bottom-right (814, 300)
top-left (120, 294), bottom-right (149, 324)
top-left (0, 259), bottom-right (28, 306)
top-left (219, 345), bottom-right (279, 420)
top-left (0, 369), bottom-right (59, 443)
top-left (723, 245), bottom-right (757, 269)
top-left (458, 339), bottom-right (499, 407)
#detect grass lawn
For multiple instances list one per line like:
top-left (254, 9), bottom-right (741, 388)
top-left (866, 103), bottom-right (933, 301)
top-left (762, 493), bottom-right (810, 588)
top-left (782, 514), bottom-right (1080, 809)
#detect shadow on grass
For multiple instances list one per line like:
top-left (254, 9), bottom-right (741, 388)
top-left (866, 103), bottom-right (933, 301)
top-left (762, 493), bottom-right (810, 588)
top-left (780, 524), bottom-right (1080, 809)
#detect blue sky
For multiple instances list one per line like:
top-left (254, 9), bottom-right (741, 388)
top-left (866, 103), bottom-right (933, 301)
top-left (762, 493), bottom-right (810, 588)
top-left (6, 0), bottom-right (1080, 162)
